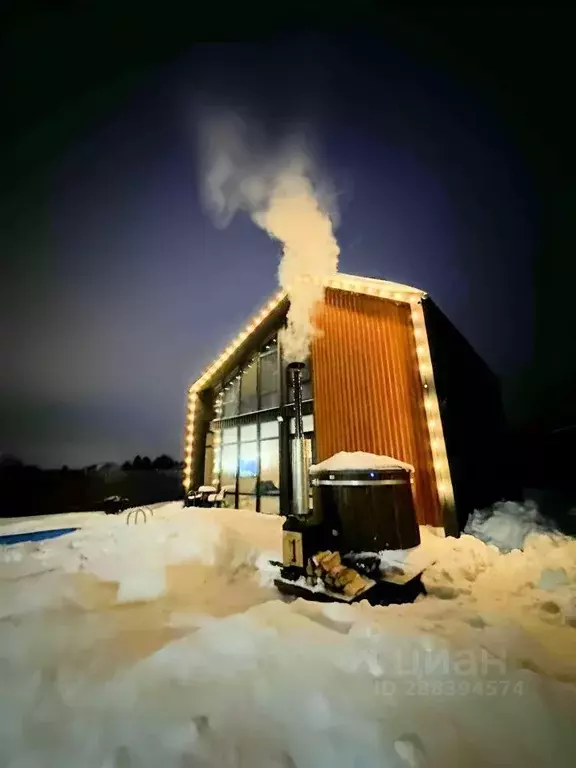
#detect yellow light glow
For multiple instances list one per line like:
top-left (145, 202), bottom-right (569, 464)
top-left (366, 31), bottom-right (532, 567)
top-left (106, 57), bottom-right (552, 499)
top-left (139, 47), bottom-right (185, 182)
top-left (437, 480), bottom-right (451, 496)
top-left (410, 300), bottom-right (455, 521)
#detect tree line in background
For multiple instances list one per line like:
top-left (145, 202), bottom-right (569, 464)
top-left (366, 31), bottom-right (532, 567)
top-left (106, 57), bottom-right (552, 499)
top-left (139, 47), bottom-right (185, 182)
top-left (121, 454), bottom-right (180, 471)
top-left (0, 454), bottom-right (184, 518)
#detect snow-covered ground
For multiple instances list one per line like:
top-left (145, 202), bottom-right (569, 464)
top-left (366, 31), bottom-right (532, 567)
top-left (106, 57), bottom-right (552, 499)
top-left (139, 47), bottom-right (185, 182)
top-left (1, 502), bottom-right (576, 767)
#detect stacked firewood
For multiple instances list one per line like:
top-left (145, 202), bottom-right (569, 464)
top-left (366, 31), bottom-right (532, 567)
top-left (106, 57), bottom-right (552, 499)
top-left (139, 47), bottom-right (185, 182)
top-left (307, 550), bottom-right (374, 598)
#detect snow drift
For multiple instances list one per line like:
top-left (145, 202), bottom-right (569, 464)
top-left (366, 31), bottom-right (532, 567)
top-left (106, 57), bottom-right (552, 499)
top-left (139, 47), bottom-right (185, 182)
top-left (0, 502), bottom-right (576, 767)
top-left (465, 498), bottom-right (555, 552)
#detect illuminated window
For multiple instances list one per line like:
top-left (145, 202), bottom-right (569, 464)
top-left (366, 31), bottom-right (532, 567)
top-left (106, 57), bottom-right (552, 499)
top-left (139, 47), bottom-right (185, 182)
top-left (238, 440), bottom-right (258, 494)
top-left (259, 347), bottom-right (279, 410)
top-left (240, 358), bottom-right (258, 414)
top-left (289, 414), bottom-right (314, 434)
top-left (222, 377), bottom-right (240, 418)
top-left (259, 438), bottom-right (280, 496)
top-left (260, 419), bottom-right (279, 439)
top-left (221, 444), bottom-right (238, 489)
top-left (222, 426), bottom-right (237, 444)
top-left (240, 423), bottom-right (258, 442)
top-left (204, 335), bottom-right (315, 514)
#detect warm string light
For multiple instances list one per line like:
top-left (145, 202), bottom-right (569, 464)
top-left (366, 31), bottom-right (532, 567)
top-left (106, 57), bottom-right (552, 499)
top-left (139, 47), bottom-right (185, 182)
top-left (211, 424), bottom-right (222, 486)
top-left (184, 275), bottom-right (426, 490)
top-left (320, 274), bottom-right (424, 305)
top-left (183, 389), bottom-right (199, 489)
top-left (192, 277), bottom-right (422, 399)
top-left (194, 290), bottom-right (285, 390)
top-left (410, 301), bottom-right (454, 516)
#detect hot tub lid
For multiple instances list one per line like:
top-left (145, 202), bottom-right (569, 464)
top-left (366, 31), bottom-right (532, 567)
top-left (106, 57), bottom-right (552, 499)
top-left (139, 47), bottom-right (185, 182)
top-left (309, 451), bottom-right (414, 475)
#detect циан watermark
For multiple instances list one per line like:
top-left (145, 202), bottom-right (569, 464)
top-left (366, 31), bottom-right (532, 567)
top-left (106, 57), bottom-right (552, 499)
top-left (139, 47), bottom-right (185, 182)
top-left (373, 648), bottom-right (525, 698)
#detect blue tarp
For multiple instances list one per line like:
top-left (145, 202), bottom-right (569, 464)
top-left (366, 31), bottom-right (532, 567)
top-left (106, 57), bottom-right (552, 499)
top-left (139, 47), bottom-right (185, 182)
top-left (0, 527), bottom-right (78, 546)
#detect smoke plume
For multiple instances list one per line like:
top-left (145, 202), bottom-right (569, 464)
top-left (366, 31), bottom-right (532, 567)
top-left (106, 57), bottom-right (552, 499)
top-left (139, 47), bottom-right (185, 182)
top-left (198, 112), bottom-right (339, 361)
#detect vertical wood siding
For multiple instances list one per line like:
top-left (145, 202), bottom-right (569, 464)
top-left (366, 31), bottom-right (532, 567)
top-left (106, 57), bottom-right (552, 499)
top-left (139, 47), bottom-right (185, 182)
top-left (312, 289), bottom-right (442, 526)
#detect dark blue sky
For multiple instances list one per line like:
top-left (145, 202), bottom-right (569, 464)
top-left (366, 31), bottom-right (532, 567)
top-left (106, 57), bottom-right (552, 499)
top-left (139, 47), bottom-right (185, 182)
top-left (2, 8), bottom-right (572, 467)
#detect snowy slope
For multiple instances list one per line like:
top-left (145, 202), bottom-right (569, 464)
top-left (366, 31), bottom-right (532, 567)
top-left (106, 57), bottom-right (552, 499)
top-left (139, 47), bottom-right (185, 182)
top-left (1, 503), bottom-right (576, 767)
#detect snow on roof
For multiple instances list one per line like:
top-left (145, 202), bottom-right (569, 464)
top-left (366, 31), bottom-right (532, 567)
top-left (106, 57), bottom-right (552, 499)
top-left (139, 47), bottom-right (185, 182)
top-left (309, 451), bottom-right (414, 474)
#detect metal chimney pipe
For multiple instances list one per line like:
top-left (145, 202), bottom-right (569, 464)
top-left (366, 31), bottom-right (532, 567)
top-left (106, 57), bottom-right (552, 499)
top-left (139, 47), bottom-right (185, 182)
top-left (288, 362), bottom-right (310, 517)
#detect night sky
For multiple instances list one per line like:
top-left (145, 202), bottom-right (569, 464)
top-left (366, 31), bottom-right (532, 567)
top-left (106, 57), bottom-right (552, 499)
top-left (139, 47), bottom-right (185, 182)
top-left (2, 5), bottom-right (574, 468)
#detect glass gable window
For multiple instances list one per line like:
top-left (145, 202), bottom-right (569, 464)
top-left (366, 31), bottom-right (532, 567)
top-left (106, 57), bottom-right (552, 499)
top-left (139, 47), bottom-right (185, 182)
top-left (205, 334), bottom-right (313, 514)
top-left (218, 337), bottom-right (280, 419)
top-left (222, 377), bottom-right (240, 418)
top-left (259, 346), bottom-right (279, 410)
top-left (240, 358), bottom-right (258, 414)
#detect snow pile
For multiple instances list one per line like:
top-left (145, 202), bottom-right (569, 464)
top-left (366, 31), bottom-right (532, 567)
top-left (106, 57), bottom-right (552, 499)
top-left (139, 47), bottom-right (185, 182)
top-left (1, 502), bottom-right (576, 766)
top-left (465, 499), bottom-right (555, 552)
top-left (310, 451), bottom-right (414, 474)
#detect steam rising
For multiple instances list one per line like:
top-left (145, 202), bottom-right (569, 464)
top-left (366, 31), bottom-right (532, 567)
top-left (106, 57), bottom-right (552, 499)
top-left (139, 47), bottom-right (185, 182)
top-left (199, 113), bottom-right (339, 361)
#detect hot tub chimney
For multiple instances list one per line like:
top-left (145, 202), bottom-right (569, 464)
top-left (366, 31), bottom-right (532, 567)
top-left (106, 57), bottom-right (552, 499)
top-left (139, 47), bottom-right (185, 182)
top-left (288, 362), bottom-right (310, 517)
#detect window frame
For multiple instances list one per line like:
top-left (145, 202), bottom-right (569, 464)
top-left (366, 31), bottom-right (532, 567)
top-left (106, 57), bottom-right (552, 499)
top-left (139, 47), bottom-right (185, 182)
top-left (207, 333), bottom-right (313, 513)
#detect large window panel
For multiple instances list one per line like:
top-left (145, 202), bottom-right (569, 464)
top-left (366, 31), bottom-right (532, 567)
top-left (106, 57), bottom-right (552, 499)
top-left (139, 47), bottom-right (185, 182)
top-left (221, 443), bottom-right (238, 490)
top-left (238, 441), bottom-right (258, 493)
top-left (222, 426), bottom-right (237, 444)
top-left (223, 378), bottom-right (240, 418)
top-left (260, 392), bottom-right (280, 410)
top-left (260, 419), bottom-right (279, 440)
top-left (240, 423), bottom-right (257, 442)
top-left (259, 438), bottom-right (280, 496)
top-left (260, 350), bottom-right (279, 409)
top-left (240, 359), bottom-right (258, 414)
